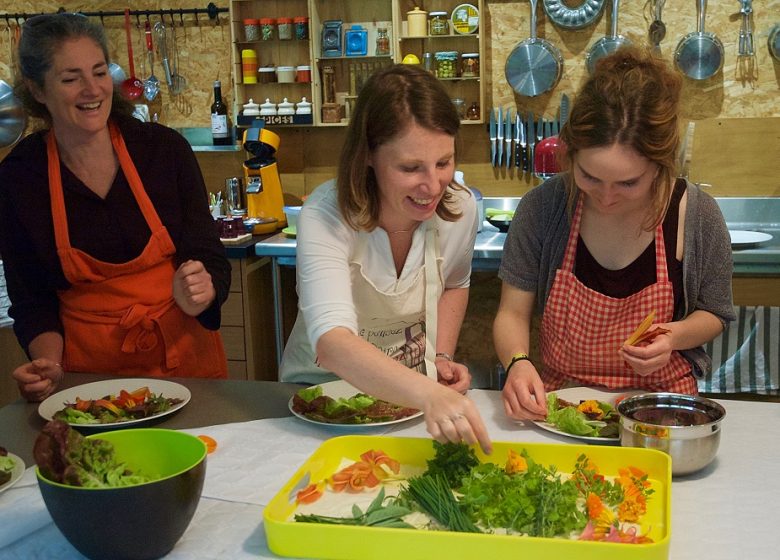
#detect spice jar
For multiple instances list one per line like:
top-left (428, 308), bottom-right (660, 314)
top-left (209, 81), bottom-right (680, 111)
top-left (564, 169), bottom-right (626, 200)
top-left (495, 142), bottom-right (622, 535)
top-left (434, 51), bottom-right (458, 78)
top-left (259, 18), bottom-right (275, 41)
top-left (460, 53), bottom-right (480, 77)
top-left (243, 19), bottom-right (260, 42)
top-left (429, 11), bottom-right (449, 36)
top-left (277, 17), bottom-right (293, 40)
top-left (294, 16), bottom-right (309, 40)
top-left (241, 49), bottom-right (258, 84)
top-left (258, 66), bottom-right (277, 84)
top-left (295, 65), bottom-right (311, 83)
top-left (375, 27), bottom-right (390, 56)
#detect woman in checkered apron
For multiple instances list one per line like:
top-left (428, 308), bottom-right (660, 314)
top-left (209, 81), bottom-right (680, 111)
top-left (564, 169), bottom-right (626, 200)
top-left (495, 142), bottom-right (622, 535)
top-left (494, 47), bottom-right (735, 421)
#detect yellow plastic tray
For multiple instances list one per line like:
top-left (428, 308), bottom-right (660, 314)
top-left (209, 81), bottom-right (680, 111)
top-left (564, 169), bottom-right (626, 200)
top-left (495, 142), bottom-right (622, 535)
top-left (264, 436), bottom-right (671, 560)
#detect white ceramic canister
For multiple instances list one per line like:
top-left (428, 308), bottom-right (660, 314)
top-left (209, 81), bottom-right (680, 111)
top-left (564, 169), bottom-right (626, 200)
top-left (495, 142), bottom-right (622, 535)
top-left (276, 66), bottom-right (296, 83)
top-left (407, 6), bottom-right (428, 37)
top-left (277, 97), bottom-right (295, 115)
top-left (259, 98), bottom-right (277, 116)
top-left (242, 98), bottom-right (260, 116)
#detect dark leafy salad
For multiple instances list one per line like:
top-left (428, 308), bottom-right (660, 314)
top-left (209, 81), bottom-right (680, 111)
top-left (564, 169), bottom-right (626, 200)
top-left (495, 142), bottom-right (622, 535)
top-left (0, 446), bottom-right (15, 486)
top-left (34, 420), bottom-right (151, 488)
top-left (53, 386), bottom-right (183, 424)
top-left (544, 393), bottom-right (620, 438)
top-left (292, 385), bottom-right (418, 424)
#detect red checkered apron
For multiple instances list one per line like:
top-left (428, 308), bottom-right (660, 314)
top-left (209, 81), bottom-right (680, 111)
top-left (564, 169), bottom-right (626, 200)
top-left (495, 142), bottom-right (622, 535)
top-left (539, 197), bottom-right (696, 394)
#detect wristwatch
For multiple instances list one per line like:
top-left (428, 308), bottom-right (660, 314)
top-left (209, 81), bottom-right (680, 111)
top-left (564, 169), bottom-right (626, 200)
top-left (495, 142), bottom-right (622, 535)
top-left (505, 352), bottom-right (531, 375)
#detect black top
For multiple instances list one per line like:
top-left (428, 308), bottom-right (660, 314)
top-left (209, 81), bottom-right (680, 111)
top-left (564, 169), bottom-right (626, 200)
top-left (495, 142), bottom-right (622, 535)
top-left (0, 115), bottom-right (230, 352)
top-left (575, 179), bottom-right (686, 309)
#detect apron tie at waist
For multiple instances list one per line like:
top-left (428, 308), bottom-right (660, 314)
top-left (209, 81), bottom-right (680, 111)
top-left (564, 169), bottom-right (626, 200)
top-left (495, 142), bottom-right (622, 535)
top-left (117, 302), bottom-right (180, 369)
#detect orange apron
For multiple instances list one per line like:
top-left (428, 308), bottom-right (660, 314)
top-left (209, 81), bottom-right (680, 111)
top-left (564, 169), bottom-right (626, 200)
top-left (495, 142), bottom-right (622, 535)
top-left (540, 196), bottom-right (696, 394)
top-left (47, 122), bottom-right (227, 378)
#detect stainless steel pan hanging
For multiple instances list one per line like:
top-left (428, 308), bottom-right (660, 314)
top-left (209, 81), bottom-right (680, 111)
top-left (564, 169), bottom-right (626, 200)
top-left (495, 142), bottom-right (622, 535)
top-left (768, 24), bottom-right (780, 63)
top-left (585, 0), bottom-right (630, 74)
top-left (543, 0), bottom-right (605, 30)
top-left (505, 0), bottom-right (564, 97)
top-left (674, 0), bottom-right (723, 80)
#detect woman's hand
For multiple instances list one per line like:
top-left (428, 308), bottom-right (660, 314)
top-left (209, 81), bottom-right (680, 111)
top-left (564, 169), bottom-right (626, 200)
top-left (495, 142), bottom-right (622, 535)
top-left (501, 360), bottom-right (548, 421)
top-left (13, 358), bottom-right (64, 402)
top-left (436, 357), bottom-right (471, 394)
top-left (620, 323), bottom-right (674, 376)
top-left (423, 383), bottom-right (492, 455)
top-left (173, 260), bottom-right (215, 316)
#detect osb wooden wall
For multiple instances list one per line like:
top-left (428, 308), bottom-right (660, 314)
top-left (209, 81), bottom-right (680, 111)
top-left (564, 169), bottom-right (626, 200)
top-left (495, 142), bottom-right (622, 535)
top-left (0, 0), bottom-right (231, 129)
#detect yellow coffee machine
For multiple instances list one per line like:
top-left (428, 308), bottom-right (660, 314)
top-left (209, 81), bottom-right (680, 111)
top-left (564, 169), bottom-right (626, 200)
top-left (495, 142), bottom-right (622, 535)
top-left (242, 125), bottom-right (286, 231)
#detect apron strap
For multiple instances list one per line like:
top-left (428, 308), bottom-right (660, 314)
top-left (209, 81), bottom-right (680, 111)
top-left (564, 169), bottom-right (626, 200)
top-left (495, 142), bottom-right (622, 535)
top-left (422, 222), bottom-right (441, 379)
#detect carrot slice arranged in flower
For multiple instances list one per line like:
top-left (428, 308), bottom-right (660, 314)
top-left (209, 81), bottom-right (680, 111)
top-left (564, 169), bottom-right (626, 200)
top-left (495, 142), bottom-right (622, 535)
top-left (296, 483), bottom-right (324, 505)
top-left (197, 435), bottom-right (218, 454)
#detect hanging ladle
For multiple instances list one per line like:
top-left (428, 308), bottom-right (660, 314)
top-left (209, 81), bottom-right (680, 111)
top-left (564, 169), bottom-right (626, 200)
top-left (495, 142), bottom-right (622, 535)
top-left (648, 0), bottom-right (666, 52)
top-left (119, 9), bottom-right (144, 100)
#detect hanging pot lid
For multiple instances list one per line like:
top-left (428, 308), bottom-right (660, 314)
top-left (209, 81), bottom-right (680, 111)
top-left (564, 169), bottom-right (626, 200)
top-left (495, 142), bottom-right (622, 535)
top-left (0, 80), bottom-right (26, 149)
top-left (543, 0), bottom-right (605, 30)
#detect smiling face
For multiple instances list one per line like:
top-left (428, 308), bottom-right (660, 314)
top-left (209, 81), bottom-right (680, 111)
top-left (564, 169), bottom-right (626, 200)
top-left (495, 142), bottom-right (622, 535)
top-left (573, 143), bottom-right (658, 216)
top-left (369, 122), bottom-right (456, 232)
top-left (29, 37), bottom-right (113, 140)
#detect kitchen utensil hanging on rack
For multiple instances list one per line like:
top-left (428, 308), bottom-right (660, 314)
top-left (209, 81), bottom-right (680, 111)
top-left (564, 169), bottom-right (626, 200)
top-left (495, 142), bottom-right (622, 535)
top-left (674, 0), bottom-right (723, 80)
top-left (120, 9), bottom-right (144, 100)
top-left (169, 14), bottom-right (187, 95)
top-left (153, 20), bottom-right (173, 88)
top-left (737, 0), bottom-right (754, 57)
top-left (542, 0), bottom-right (605, 30)
top-left (585, 0), bottom-right (630, 74)
top-left (648, 0), bottom-right (666, 53)
top-left (143, 19), bottom-right (160, 101)
top-left (505, 0), bottom-right (563, 97)
top-left (770, 24), bottom-right (780, 63)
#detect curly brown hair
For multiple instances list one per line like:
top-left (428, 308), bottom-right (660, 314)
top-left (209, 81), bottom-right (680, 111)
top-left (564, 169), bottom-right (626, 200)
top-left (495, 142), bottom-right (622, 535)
top-left (336, 64), bottom-right (468, 231)
top-left (558, 46), bottom-right (683, 230)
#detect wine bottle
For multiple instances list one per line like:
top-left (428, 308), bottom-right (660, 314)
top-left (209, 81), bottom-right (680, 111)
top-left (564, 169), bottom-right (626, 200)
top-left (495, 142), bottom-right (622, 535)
top-left (210, 80), bottom-right (232, 146)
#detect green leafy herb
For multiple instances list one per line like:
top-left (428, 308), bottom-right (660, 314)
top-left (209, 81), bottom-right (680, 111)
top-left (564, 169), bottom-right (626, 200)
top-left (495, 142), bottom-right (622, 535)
top-left (400, 474), bottom-right (481, 533)
top-left (424, 441), bottom-right (480, 488)
top-left (294, 488), bottom-right (413, 528)
top-left (297, 386), bottom-right (323, 403)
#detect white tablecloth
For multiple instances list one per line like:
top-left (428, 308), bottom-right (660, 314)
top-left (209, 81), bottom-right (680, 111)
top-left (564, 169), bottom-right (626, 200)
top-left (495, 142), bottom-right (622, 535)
top-left (1, 390), bottom-right (778, 560)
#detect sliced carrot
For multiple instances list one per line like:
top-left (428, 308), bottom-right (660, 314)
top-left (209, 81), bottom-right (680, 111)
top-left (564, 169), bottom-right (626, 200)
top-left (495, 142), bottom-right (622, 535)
top-left (197, 435), bottom-right (218, 454)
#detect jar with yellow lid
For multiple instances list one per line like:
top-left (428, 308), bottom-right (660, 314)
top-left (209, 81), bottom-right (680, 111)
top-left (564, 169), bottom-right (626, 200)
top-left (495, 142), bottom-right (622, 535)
top-left (429, 11), bottom-right (449, 36)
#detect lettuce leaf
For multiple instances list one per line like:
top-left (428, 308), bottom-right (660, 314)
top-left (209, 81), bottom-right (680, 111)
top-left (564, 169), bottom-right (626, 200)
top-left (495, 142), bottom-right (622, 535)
top-left (545, 394), bottom-right (605, 437)
top-left (297, 386), bottom-right (323, 403)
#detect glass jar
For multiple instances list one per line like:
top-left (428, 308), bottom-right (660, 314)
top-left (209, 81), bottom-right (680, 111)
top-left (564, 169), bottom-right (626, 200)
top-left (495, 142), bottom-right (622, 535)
top-left (451, 98), bottom-right (466, 120)
top-left (375, 28), bottom-right (390, 56)
top-left (243, 19), bottom-right (260, 42)
top-left (259, 18), bottom-right (275, 41)
top-left (460, 53), bottom-right (480, 77)
top-left (466, 101), bottom-right (480, 120)
top-left (429, 11), bottom-right (449, 35)
top-left (294, 16), bottom-right (309, 40)
top-left (258, 66), bottom-right (277, 84)
top-left (434, 51), bottom-right (458, 79)
top-left (277, 17), bottom-right (293, 40)
top-left (295, 65), bottom-right (311, 83)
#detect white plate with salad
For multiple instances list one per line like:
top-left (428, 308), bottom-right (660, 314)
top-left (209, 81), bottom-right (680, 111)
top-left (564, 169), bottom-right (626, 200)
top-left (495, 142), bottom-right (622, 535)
top-left (0, 452), bottom-right (25, 494)
top-left (38, 378), bottom-right (191, 429)
top-left (531, 387), bottom-right (634, 443)
top-left (289, 379), bottom-right (423, 428)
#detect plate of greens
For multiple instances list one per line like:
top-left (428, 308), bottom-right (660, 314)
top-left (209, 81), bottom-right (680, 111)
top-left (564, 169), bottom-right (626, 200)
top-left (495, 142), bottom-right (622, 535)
top-left (532, 387), bottom-right (633, 442)
top-left (0, 449), bottom-right (25, 494)
top-left (38, 378), bottom-right (190, 428)
top-left (289, 379), bottom-right (422, 427)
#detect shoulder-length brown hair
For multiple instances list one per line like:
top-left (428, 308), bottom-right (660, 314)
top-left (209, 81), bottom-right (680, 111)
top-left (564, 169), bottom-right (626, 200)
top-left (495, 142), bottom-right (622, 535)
top-left (558, 46), bottom-right (682, 230)
top-left (337, 64), bottom-right (467, 231)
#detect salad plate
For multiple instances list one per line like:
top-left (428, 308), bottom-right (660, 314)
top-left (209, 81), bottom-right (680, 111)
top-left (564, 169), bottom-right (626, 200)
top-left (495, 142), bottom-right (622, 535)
top-left (531, 386), bottom-right (632, 443)
top-left (289, 379), bottom-right (423, 428)
top-left (0, 452), bottom-right (25, 494)
top-left (38, 378), bottom-right (191, 429)
top-left (729, 230), bottom-right (772, 247)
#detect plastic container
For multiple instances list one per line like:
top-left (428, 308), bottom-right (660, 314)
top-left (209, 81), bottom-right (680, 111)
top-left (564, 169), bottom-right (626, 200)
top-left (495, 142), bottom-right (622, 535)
top-left (460, 52), bottom-right (480, 77)
top-left (429, 11), bottom-right (449, 35)
top-left (258, 66), bottom-right (277, 84)
top-left (277, 17), bottom-right (293, 40)
top-left (345, 25), bottom-right (368, 56)
top-left (276, 66), bottom-right (295, 83)
top-left (259, 18), bottom-right (275, 41)
top-left (243, 19), bottom-right (260, 42)
top-left (434, 51), bottom-right (459, 78)
top-left (451, 3), bottom-right (480, 35)
top-left (295, 65), bottom-right (311, 83)
top-left (241, 49), bottom-right (258, 84)
top-left (407, 6), bottom-right (427, 37)
top-left (294, 16), bottom-right (309, 40)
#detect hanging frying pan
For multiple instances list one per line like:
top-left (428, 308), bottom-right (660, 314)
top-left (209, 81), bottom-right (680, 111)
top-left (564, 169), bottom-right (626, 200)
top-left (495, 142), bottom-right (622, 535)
top-left (674, 0), bottom-right (724, 80)
top-left (505, 0), bottom-right (563, 97)
top-left (767, 24), bottom-right (780, 62)
top-left (543, 0), bottom-right (605, 30)
top-left (585, 0), bottom-right (630, 74)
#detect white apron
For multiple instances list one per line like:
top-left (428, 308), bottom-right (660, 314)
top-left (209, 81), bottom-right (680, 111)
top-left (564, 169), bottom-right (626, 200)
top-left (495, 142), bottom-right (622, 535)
top-left (280, 223), bottom-right (442, 384)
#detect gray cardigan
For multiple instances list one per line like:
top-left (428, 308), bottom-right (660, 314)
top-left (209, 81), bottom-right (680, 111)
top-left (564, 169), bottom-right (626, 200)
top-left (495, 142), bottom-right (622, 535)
top-left (499, 175), bottom-right (735, 378)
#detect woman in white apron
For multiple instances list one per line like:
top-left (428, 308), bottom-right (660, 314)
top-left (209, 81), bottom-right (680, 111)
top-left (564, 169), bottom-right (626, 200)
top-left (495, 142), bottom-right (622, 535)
top-left (281, 65), bottom-right (491, 454)
top-left (494, 47), bottom-right (734, 420)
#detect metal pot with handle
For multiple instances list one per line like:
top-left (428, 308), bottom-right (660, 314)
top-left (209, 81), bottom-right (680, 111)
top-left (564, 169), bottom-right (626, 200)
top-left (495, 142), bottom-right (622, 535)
top-left (674, 0), bottom-right (724, 80)
top-left (505, 0), bottom-right (564, 98)
top-left (585, 0), bottom-right (630, 74)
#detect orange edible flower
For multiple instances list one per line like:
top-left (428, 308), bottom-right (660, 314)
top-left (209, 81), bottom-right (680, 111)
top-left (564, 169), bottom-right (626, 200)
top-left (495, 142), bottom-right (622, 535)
top-left (197, 435), bottom-right (218, 454)
top-left (576, 400), bottom-right (605, 419)
top-left (505, 449), bottom-right (528, 474)
top-left (585, 492), bottom-right (607, 520)
top-left (296, 483), bottom-right (324, 505)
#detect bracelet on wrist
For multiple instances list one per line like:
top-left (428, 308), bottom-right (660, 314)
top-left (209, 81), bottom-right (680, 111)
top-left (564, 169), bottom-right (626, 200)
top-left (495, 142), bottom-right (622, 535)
top-left (435, 352), bottom-right (454, 362)
top-left (505, 352), bottom-right (531, 375)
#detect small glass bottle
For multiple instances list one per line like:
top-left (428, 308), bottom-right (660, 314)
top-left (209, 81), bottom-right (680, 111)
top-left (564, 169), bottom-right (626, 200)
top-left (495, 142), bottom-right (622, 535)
top-left (460, 53), bottom-right (480, 77)
top-left (466, 101), bottom-right (480, 120)
top-left (375, 27), bottom-right (390, 56)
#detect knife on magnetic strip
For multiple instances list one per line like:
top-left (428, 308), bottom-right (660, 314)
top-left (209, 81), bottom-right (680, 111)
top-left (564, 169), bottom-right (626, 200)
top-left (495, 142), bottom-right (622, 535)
top-left (496, 106), bottom-right (504, 167)
top-left (504, 108), bottom-right (513, 169)
top-left (489, 108), bottom-right (497, 166)
top-left (514, 112), bottom-right (524, 170)
top-left (526, 111), bottom-right (535, 173)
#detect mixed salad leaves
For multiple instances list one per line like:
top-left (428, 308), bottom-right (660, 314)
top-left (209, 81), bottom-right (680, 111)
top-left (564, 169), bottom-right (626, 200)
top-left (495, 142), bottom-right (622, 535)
top-left (292, 441), bottom-right (656, 544)
top-left (34, 420), bottom-right (151, 488)
top-left (0, 446), bottom-right (15, 486)
top-left (292, 386), bottom-right (418, 424)
top-left (53, 386), bottom-right (183, 425)
top-left (544, 393), bottom-right (620, 438)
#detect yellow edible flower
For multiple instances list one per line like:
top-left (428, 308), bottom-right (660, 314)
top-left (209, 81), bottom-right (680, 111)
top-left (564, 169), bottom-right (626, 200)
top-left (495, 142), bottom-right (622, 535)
top-left (505, 449), bottom-right (528, 474)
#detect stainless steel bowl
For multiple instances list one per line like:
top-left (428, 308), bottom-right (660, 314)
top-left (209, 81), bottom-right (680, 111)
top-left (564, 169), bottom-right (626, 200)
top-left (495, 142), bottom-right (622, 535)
top-left (0, 79), bottom-right (26, 149)
top-left (617, 392), bottom-right (725, 476)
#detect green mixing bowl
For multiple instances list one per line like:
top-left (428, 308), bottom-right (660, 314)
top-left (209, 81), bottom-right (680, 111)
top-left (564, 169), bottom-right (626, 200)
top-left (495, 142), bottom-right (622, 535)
top-left (37, 428), bottom-right (207, 560)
